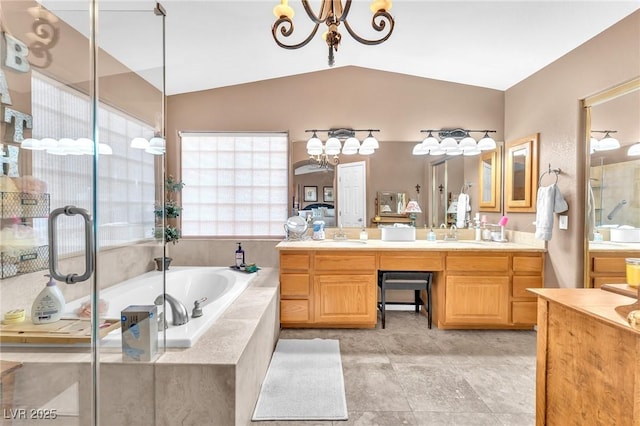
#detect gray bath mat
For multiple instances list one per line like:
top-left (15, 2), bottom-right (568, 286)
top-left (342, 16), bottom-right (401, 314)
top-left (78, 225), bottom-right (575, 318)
top-left (252, 338), bottom-right (348, 421)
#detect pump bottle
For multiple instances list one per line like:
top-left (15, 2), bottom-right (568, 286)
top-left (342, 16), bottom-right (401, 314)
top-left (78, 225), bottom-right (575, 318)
top-left (31, 275), bottom-right (65, 324)
top-left (235, 242), bottom-right (245, 268)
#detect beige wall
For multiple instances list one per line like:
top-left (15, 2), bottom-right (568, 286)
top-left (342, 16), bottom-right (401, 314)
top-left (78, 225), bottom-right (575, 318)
top-left (166, 11), bottom-right (639, 288)
top-left (505, 10), bottom-right (640, 287)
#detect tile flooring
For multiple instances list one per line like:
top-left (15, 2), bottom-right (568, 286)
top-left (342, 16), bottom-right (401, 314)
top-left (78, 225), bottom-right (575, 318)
top-left (254, 310), bottom-right (537, 426)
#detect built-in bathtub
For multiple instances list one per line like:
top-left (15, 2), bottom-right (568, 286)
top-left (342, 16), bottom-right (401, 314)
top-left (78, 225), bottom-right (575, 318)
top-left (64, 266), bottom-right (258, 348)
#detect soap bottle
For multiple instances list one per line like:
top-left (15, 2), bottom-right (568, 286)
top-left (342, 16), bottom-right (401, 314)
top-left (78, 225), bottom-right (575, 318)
top-left (427, 228), bottom-right (436, 241)
top-left (359, 227), bottom-right (368, 241)
top-left (31, 275), bottom-right (65, 324)
top-left (235, 242), bottom-right (245, 268)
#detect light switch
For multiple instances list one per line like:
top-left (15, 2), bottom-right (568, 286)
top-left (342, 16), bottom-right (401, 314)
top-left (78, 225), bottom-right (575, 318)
top-left (559, 215), bottom-right (568, 230)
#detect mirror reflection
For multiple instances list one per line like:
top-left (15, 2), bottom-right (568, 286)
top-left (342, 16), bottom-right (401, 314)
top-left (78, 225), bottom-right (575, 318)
top-left (478, 148), bottom-right (502, 212)
top-left (377, 191), bottom-right (407, 216)
top-left (505, 134), bottom-right (538, 212)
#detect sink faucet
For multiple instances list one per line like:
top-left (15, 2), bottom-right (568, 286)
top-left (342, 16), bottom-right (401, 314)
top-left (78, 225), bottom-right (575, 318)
top-left (445, 224), bottom-right (458, 241)
top-left (606, 199), bottom-right (627, 221)
top-left (154, 293), bottom-right (189, 326)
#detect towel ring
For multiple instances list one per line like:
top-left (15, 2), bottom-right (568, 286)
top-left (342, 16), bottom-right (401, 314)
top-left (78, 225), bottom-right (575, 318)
top-left (539, 164), bottom-right (561, 186)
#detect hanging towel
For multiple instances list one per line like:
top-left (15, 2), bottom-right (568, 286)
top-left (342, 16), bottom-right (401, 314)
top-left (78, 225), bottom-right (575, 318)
top-left (586, 181), bottom-right (596, 240)
top-left (456, 193), bottom-right (469, 228)
top-left (535, 184), bottom-right (568, 241)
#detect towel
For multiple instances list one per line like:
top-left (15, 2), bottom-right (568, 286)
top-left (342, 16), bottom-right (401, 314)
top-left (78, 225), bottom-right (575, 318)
top-left (586, 181), bottom-right (596, 240)
top-left (535, 184), bottom-right (568, 241)
top-left (456, 193), bottom-right (469, 228)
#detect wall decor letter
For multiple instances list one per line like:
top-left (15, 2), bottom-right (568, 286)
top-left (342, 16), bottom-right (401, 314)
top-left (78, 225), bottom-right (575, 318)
top-left (3, 32), bottom-right (30, 73)
top-left (3, 107), bottom-right (32, 142)
top-left (0, 69), bottom-right (12, 105)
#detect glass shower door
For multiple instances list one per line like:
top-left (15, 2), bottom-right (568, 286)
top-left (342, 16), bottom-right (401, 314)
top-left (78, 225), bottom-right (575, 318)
top-left (0, 2), bottom-right (165, 424)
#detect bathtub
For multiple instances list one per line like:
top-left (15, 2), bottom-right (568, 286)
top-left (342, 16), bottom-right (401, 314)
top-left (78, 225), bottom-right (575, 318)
top-left (64, 267), bottom-right (258, 348)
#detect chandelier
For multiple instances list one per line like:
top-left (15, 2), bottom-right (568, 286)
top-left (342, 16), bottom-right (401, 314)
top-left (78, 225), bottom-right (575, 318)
top-left (412, 128), bottom-right (497, 157)
top-left (272, 0), bottom-right (395, 67)
top-left (305, 128), bottom-right (380, 167)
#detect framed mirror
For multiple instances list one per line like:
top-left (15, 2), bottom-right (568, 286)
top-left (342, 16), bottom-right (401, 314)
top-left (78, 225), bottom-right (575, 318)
top-left (377, 191), bottom-right (407, 216)
top-left (505, 133), bottom-right (539, 212)
top-left (478, 148), bottom-right (502, 212)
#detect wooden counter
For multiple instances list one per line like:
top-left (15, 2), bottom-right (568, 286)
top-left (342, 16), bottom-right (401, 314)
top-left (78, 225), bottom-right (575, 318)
top-left (529, 288), bottom-right (640, 426)
top-left (277, 240), bottom-right (545, 329)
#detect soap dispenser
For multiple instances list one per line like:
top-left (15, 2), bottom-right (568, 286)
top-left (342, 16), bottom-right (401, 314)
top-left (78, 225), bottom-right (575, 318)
top-left (31, 275), bottom-right (65, 324)
top-left (235, 242), bottom-right (245, 268)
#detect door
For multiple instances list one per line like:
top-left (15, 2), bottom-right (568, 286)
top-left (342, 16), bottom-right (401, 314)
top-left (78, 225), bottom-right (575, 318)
top-left (337, 161), bottom-right (366, 227)
top-left (0, 3), bottom-right (165, 425)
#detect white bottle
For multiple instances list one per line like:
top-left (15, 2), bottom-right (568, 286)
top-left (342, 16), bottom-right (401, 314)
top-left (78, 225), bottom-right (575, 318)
top-left (31, 275), bottom-right (65, 324)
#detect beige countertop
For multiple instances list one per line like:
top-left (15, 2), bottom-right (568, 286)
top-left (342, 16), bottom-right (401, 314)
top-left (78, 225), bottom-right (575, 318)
top-left (529, 287), bottom-right (640, 333)
top-left (588, 241), bottom-right (640, 252)
top-left (276, 239), bottom-right (546, 251)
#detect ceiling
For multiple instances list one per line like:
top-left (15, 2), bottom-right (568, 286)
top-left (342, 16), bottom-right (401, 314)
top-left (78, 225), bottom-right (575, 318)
top-left (44, 1), bottom-right (640, 96)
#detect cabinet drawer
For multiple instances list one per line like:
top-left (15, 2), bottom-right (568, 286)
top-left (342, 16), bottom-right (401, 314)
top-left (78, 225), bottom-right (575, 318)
top-left (280, 299), bottom-right (310, 323)
top-left (512, 301), bottom-right (537, 324)
top-left (513, 256), bottom-right (543, 273)
top-left (446, 255), bottom-right (509, 272)
top-left (315, 254), bottom-right (376, 272)
top-left (512, 276), bottom-right (543, 298)
top-left (280, 274), bottom-right (310, 297)
top-left (280, 253), bottom-right (310, 271)
top-left (379, 252), bottom-right (444, 271)
top-left (593, 276), bottom-right (627, 288)
top-left (592, 257), bottom-right (626, 274)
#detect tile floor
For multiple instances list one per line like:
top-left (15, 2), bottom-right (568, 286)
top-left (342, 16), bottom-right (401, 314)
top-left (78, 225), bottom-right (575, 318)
top-left (254, 310), bottom-right (537, 426)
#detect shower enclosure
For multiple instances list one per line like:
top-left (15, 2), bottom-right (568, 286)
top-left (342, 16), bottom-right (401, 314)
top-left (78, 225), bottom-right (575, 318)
top-left (0, 1), bottom-right (167, 424)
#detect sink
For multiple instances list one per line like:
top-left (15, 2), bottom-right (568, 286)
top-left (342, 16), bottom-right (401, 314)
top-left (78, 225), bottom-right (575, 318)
top-left (380, 226), bottom-right (416, 242)
top-left (320, 240), bottom-right (367, 245)
top-left (610, 228), bottom-right (640, 243)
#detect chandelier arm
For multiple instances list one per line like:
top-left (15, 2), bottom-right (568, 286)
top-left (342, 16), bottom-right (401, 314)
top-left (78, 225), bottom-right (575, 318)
top-left (272, 16), bottom-right (321, 49)
top-left (336, 0), bottom-right (352, 22)
top-left (300, 0), bottom-right (329, 23)
top-left (343, 9), bottom-right (394, 45)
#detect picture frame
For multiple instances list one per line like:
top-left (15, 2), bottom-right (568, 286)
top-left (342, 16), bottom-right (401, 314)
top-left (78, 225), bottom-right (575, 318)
top-left (323, 186), bottom-right (334, 202)
top-left (303, 186), bottom-right (317, 202)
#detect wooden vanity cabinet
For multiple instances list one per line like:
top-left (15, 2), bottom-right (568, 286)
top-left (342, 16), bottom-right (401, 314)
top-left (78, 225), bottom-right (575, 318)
top-left (279, 251), bottom-right (377, 327)
top-left (439, 252), bottom-right (543, 328)
top-left (589, 251), bottom-right (636, 288)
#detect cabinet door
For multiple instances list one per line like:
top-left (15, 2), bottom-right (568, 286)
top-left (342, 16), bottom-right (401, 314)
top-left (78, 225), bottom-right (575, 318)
top-left (314, 274), bottom-right (376, 325)
top-left (445, 276), bottom-right (509, 324)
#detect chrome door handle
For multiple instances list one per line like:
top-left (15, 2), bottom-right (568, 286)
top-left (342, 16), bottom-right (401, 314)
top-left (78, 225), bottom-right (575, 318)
top-left (48, 206), bottom-right (94, 284)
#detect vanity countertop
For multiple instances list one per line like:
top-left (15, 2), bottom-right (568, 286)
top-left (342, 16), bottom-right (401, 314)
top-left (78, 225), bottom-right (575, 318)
top-left (589, 241), bottom-right (640, 252)
top-left (276, 239), bottom-right (545, 251)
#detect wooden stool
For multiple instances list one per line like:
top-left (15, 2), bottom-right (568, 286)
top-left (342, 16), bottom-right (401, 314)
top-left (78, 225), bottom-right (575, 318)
top-left (378, 271), bottom-right (432, 329)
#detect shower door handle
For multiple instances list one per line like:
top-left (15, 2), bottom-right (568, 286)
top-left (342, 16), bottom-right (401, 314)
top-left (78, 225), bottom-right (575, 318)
top-left (49, 206), bottom-right (95, 284)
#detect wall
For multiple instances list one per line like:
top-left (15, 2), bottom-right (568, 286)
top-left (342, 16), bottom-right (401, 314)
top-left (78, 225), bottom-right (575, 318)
top-left (505, 10), bottom-right (640, 287)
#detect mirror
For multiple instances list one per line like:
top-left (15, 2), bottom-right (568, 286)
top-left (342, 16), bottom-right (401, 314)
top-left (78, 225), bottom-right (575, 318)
top-left (377, 191), bottom-right (407, 216)
top-left (430, 156), bottom-right (465, 227)
top-left (584, 77), bottom-right (640, 288)
top-left (505, 133), bottom-right (538, 212)
top-left (478, 148), bottom-right (502, 212)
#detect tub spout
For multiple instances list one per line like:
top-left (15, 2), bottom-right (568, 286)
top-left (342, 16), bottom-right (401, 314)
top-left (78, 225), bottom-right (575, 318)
top-left (154, 293), bottom-right (189, 326)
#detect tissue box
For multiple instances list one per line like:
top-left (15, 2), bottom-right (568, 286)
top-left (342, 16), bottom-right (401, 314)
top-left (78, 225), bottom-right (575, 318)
top-left (381, 226), bottom-right (416, 241)
top-left (121, 305), bottom-right (158, 362)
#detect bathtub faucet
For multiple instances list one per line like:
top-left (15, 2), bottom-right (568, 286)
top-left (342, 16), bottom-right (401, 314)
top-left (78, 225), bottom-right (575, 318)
top-left (154, 293), bottom-right (190, 326)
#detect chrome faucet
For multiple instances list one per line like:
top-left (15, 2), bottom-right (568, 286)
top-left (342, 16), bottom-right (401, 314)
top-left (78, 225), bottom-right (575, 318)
top-left (154, 293), bottom-right (189, 326)
top-left (606, 199), bottom-right (627, 221)
top-left (445, 224), bottom-right (458, 241)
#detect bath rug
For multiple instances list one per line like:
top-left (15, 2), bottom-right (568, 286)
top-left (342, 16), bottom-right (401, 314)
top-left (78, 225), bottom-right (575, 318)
top-left (252, 338), bottom-right (348, 421)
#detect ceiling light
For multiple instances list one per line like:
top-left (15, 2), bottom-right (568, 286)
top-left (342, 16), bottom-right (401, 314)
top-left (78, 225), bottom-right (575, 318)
top-left (272, 1), bottom-right (395, 67)
top-left (131, 137), bottom-right (150, 149)
top-left (415, 129), bottom-right (497, 156)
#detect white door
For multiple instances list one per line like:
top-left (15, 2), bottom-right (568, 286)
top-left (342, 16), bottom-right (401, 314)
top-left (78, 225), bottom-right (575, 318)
top-left (337, 161), bottom-right (366, 227)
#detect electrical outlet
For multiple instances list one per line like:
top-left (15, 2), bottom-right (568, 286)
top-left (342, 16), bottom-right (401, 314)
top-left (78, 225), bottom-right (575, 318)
top-left (559, 215), bottom-right (568, 230)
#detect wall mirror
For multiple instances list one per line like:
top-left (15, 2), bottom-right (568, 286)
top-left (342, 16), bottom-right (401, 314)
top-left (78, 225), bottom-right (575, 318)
top-left (377, 191), bottom-right (407, 216)
top-left (505, 133), bottom-right (539, 212)
top-left (583, 77), bottom-right (640, 288)
top-left (430, 156), bottom-right (465, 227)
top-left (478, 148), bottom-right (502, 212)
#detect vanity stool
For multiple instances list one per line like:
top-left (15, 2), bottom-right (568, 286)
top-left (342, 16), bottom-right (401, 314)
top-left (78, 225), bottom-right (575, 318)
top-left (378, 271), bottom-right (433, 329)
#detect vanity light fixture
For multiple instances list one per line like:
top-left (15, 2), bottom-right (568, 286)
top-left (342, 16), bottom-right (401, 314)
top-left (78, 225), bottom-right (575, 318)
top-left (304, 128), bottom-right (380, 167)
top-left (272, 0), bottom-right (394, 67)
top-left (130, 135), bottom-right (166, 155)
top-left (20, 137), bottom-right (112, 155)
top-left (628, 142), bottom-right (640, 156)
top-left (412, 129), bottom-right (497, 157)
top-left (590, 130), bottom-right (620, 152)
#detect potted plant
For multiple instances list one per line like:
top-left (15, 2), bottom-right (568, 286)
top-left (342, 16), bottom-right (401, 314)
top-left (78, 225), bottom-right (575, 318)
top-left (154, 175), bottom-right (185, 270)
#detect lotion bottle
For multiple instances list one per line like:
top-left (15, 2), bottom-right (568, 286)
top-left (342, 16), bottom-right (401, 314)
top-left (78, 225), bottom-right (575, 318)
top-left (235, 242), bottom-right (245, 268)
top-left (31, 275), bottom-right (65, 324)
